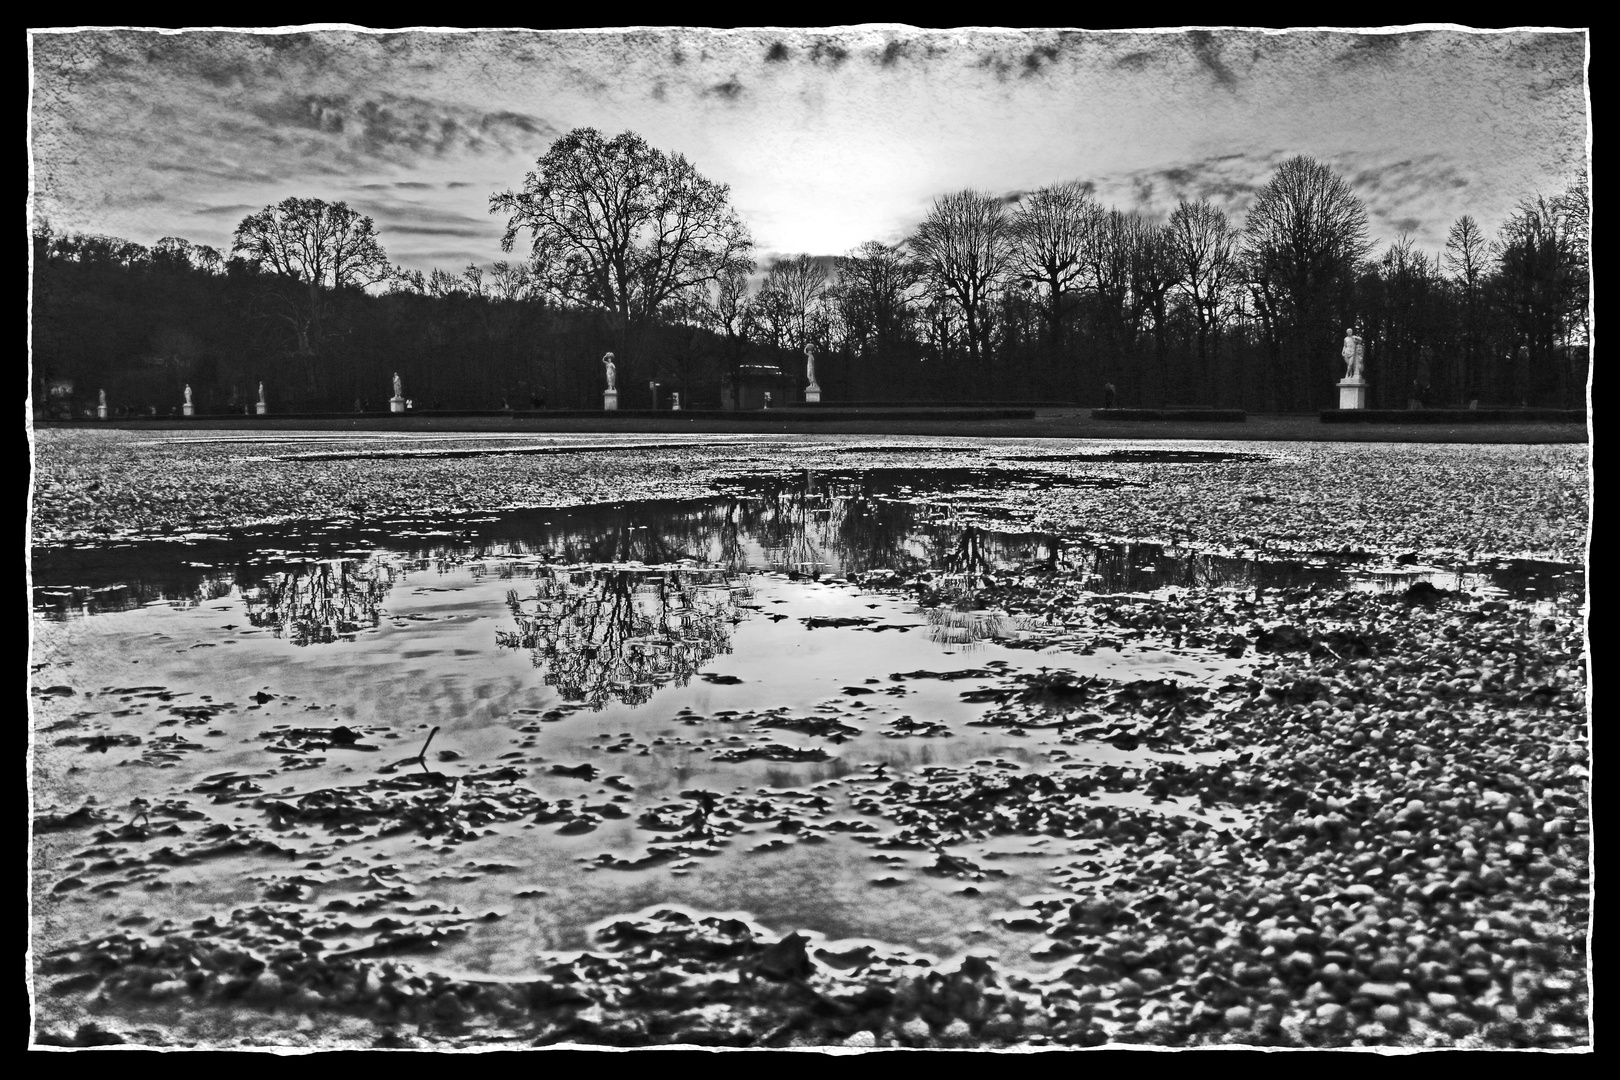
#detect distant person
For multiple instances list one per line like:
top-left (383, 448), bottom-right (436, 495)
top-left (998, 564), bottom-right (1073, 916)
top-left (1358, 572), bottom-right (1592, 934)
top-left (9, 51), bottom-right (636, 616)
top-left (1103, 382), bottom-right (1117, 408)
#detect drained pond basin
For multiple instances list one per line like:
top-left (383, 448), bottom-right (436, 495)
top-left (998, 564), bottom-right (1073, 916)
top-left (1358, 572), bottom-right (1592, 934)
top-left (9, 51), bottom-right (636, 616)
top-left (28, 433), bottom-right (1590, 1049)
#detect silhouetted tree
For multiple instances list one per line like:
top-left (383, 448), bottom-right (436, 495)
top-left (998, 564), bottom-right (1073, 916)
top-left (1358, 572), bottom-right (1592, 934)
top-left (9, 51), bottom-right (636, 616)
top-left (1240, 156), bottom-right (1372, 409)
top-left (910, 189), bottom-right (1015, 397)
top-left (490, 128), bottom-right (754, 394)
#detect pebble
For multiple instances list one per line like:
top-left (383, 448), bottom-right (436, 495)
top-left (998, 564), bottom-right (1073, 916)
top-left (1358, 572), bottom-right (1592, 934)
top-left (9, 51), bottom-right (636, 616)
top-left (1224, 1005), bottom-right (1252, 1028)
top-left (843, 1030), bottom-right (877, 1048)
top-left (900, 1017), bottom-right (930, 1042)
top-left (148, 978), bottom-right (189, 1000)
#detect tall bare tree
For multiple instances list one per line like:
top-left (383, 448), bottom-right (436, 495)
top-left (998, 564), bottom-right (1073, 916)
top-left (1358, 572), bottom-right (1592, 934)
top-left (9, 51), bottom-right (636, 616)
top-left (909, 189), bottom-right (1014, 396)
top-left (1443, 214), bottom-right (1488, 399)
top-left (1240, 156), bottom-right (1372, 409)
top-left (1084, 209), bottom-right (1153, 401)
top-left (1167, 198), bottom-right (1239, 402)
top-left (490, 128), bottom-right (754, 390)
top-left (1492, 175), bottom-right (1589, 405)
top-left (1010, 180), bottom-right (1100, 350)
top-left (760, 254), bottom-right (830, 354)
top-left (231, 197), bottom-right (395, 396)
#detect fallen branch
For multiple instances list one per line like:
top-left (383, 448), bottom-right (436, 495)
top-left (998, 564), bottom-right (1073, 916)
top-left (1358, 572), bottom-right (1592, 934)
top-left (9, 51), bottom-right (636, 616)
top-left (416, 726), bottom-right (440, 774)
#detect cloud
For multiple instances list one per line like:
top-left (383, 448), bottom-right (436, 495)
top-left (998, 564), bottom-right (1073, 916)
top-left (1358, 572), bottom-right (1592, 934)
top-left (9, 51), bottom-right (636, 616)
top-left (705, 78), bottom-right (744, 100)
top-left (195, 203), bottom-right (261, 217)
top-left (246, 92), bottom-right (556, 164)
top-left (1188, 30), bottom-right (1238, 89)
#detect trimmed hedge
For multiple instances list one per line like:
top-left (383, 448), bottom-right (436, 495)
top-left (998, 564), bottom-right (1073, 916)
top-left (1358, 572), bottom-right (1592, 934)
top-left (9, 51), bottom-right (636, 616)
top-left (1320, 409), bottom-right (1587, 424)
top-left (1091, 409), bottom-right (1247, 422)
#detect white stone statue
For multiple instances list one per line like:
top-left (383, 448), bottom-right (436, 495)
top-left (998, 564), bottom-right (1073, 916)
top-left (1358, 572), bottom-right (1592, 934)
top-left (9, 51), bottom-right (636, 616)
top-left (98, 389), bottom-right (106, 407)
top-left (602, 353), bottom-right (617, 392)
top-left (184, 384), bottom-right (193, 405)
top-left (258, 381), bottom-right (266, 404)
top-left (1341, 329), bottom-right (1365, 382)
top-left (392, 372), bottom-right (402, 399)
top-left (805, 349), bottom-right (818, 388)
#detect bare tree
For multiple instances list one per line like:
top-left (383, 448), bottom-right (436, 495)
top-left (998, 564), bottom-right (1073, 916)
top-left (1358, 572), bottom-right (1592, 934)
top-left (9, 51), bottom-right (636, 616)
top-left (1084, 209), bottom-right (1152, 400)
top-left (1167, 198), bottom-right (1239, 402)
top-left (231, 197), bottom-right (395, 395)
top-left (1492, 176), bottom-right (1589, 405)
top-left (1131, 219), bottom-right (1181, 404)
top-left (833, 241), bottom-right (920, 353)
top-left (909, 189), bottom-right (1014, 396)
top-left (1443, 214), bottom-right (1488, 399)
top-left (761, 254), bottom-right (830, 353)
top-left (490, 128), bottom-right (754, 390)
top-left (1010, 180), bottom-right (1100, 349)
top-left (1240, 156), bottom-right (1372, 409)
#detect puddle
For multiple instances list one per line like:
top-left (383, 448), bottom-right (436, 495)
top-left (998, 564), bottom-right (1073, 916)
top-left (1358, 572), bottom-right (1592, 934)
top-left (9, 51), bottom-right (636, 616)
top-left (29, 467), bottom-right (1584, 981)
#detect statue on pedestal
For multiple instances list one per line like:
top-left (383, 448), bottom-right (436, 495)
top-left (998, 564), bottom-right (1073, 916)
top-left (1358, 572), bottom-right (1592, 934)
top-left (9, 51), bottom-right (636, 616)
top-left (259, 382), bottom-right (267, 405)
top-left (602, 353), bottom-right (617, 392)
top-left (184, 384), bottom-right (193, 406)
top-left (392, 372), bottom-right (403, 399)
top-left (805, 349), bottom-right (818, 389)
top-left (1341, 329), bottom-right (1365, 382)
top-left (99, 389), bottom-right (106, 408)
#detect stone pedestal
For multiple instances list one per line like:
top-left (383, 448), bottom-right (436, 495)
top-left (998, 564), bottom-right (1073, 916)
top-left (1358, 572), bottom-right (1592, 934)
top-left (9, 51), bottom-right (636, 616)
top-left (1337, 378), bottom-right (1367, 410)
top-left (603, 390), bottom-right (619, 411)
top-left (390, 396), bottom-right (406, 414)
top-left (256, 403), bottom-right (267, 415)
top-left (183, 404), bottom-right (194, 416)
top-left (804, 385), bottom-right (821, 404)
top-left (97, 404), bottom-right (107, 419)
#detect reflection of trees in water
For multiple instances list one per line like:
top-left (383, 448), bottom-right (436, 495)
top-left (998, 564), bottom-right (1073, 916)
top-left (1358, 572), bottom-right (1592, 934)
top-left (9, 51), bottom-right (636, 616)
top-left (33, 574), bottom-right (236, 618)
top-left (728, 474), bottom-right (955, 576)
top-left (241, 560), bottom-right (396, 646)
top-left (496, 566), bottom-right (751, 710)
top-left (1069, 543), bottom-right (1346, 594)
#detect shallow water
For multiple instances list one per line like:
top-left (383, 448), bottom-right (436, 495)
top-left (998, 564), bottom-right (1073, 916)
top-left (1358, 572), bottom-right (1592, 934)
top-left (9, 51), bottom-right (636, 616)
top-left (30, 466), bottom-right (1584, 977)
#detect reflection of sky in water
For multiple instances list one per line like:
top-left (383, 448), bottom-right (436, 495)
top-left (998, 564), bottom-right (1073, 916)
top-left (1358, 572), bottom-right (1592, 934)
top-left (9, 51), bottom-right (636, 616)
top-left (26, 470), bottom-right (1587, 971)
top-left (31, 473), bottom-right (1584, 624)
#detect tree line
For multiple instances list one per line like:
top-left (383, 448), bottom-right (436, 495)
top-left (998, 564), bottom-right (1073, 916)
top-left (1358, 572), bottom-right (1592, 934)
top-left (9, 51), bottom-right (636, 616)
top-left (31, 129), bottom-right (1588, 415)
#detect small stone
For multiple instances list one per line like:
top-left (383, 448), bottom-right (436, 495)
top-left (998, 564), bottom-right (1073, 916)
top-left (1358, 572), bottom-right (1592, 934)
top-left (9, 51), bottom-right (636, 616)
top-left (247, 972), bottom-right (284, 1001)
top-left (1360, 981), bottom-right (1403, 1003)
top-left (1375, 1003), bottom-right (1405, 1026)
top-left (435, 990), bottom-right (467, 1022)
top-left (1427, 992), bottom-right (1460, 1009)
top-left (900, 1017), bottom-right (930, 1043)
top-left (843, 1030), bottom-right (877, 1048)
top-left (941, 1019), bottom-right (972, 1041)
top-left (1315, 1003), bottom-right (1345, 1025)
top-left (1224, 1005), bottom-right (1252, 1028)
top-left (148, 979), bottom-right (189, 1000)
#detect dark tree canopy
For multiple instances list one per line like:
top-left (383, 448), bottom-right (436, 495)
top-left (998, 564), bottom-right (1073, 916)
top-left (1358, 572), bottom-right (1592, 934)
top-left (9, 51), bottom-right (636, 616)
top-left (231, 197), bottom-right (394, 361)
top-left (490, 128), bottom-right (754, 379)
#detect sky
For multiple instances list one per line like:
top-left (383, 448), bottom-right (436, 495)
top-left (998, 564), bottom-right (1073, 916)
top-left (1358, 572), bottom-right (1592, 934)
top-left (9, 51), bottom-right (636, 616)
top-left (28, 25), bottom-right (1589, 277)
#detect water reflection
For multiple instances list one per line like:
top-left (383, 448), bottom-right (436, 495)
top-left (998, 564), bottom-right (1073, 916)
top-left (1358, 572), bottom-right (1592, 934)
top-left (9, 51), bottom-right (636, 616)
top-left (240, 560), bottom-right (396, 646)
top-left (31, 469), bottom-right (1584, 627)
top-left (496, 566), bottom-right (750, 709)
